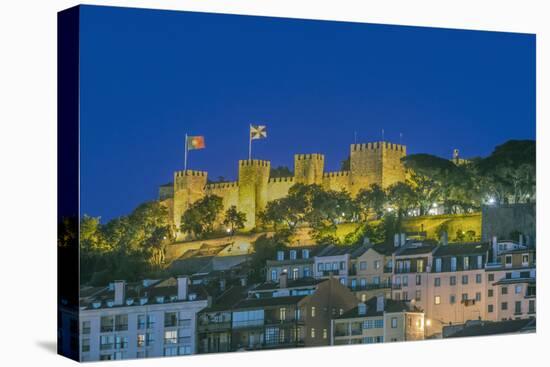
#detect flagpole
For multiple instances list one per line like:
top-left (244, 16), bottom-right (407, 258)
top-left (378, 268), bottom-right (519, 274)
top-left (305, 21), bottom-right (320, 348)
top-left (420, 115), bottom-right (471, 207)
top-left (248, 124), bottom-right (252, 161)
top-left (184, 133), bottom-right (188, 171)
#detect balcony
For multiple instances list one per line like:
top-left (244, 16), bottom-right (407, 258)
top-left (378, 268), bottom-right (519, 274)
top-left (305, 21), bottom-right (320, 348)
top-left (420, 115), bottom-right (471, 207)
top-left (232, 320), bottom-right (264, 329)
top-left (198, 321), bottom-right (232, 332)
top-left (392, 284), bottom-right (402, 290)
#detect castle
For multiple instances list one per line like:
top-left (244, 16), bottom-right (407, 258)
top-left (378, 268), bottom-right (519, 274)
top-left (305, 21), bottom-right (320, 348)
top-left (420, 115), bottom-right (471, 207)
top-left (159, 141), bottom-right (407, 232)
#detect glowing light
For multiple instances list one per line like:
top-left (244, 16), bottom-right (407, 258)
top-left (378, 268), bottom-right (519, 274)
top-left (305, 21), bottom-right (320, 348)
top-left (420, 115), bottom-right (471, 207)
top-left (488, 197), bottom-right (496, 204)
top-left (341, 212), bottom-right (346, 217)
top-left (226, 228), bottom-right (232, 233)
top-left (426, 319), bottom-right (432, 327)
top-left (432, 203), bottom-right (438, 208)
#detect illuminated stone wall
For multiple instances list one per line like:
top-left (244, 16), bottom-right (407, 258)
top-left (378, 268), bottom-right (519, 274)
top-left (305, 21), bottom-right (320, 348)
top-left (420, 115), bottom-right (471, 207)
top-left (401, 213), bottom-right (482, 241)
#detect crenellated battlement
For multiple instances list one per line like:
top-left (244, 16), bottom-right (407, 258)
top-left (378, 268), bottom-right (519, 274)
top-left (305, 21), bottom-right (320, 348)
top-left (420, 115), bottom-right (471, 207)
top-left (205, 181), bottom-right (238, 190)
top-left (295, 153), bottom-right (325, 161)
top-left (268, 176), bottom-right (294, 183)
top-left (238, 159), bottom-right (271, 167)
top-left (174, 169), bottom-right (208, 177)
top-left (323, 171), bottom-right (351, 178)
top-left (351, 141), bottom-right (406, 153)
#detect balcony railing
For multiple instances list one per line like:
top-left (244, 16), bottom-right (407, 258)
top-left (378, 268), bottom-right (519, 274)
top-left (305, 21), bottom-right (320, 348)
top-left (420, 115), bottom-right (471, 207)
top-left (392, 284), bottom-right (402, 290)
top-left (198, 322), bottom-right (232, 332)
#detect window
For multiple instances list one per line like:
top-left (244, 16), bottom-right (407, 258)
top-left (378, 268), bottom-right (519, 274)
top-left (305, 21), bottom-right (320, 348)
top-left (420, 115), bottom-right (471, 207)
top-left (100, 316), bottom-right (114, 333)
top-left (488, 273), bottom-right (495, 282)
top-left (351, 279), bottom-right (357, 289)
top-left (304, 268), bottom-right (311, 277)
top-left (417, 259), bottom-right (424, 272)
top-left (360, 261), bottom-right (367, 270)
top-left (515, 285), bottom-right (523, 294)
top-left (434, 277), bottom-right (441, 287)
top-left (397, 261), bottom-right (403, 273)
top-left (434, 296), bottom-right (441, 305)
top-left (450, 295), bottom-right (456, 304)
top-left (488, 289), bottom-right (494, 297)
top-left (505, 255), bottom-right (512, 266)
top-left (450, 257), bottom-right (457, 272)
top-left (522, 254), bottom-right (529, 265)
top-left (318, 263), bottom-right (324, 272)
top-left (164, 347), bottom-right (178, 356)
top-left (360, 278), bottom-right (367, 288)
top-left (302, 249), bottom-right (310, 259)
top-left (415, 274), bottom-right (422, 286)
top-left (340, 261), bottom-right (346, 270)
top-left (403, 291), bottom-right (408, 301)
top-left (279, 307), bottom-right (287, 321)
top-left (164, 330), bottom-right (178, 344)
top-left (82, 321), bottom-right (91, 334)
top-left (100, 335), bottom-right (114, 350)
top-left (323, 329), bottom-right (328, 339)
top-left (232, 310), bottom-right (265, 328)
top-left (373, 276), bottom-right (380, 285)
top-left (82, 338), bottom-right (90, 353)
top-left (265, 327), bottom-right (280, 345)
top-left (404, 260), bottom-right (411, 272)
top-left (271, 269), bottom-right (278, 281)
top-left (146, 315), bottom-right (155, 329)
top-left (364, 336), bottom-right (384, 343)
top-left (277, 251), bottom-right (284, 261)
top-left (515, 301), bottom-right (522, 314)
top-left (374, 260), bottom-right (381, 269)
top-left (462, 275), bottom-right (468, 285)
top-left (502, 287), bottom-right (508, 295)
top-left (340, 278), bottom-right (347, 286)
top-left (179, 345), bottom-right (192, 355)
top-left (146, 333), bottom-right (154, 346)
top-left (311, 306), bottom-right (316, 318)
top-left (529, 300), bottom-right (535, 314)
top-left (463, 257), bottom-right (469, 270)
top-left (290, 250), bottom-right (297, 260)
top-left (165, 312), bottom-right (178, 327)
top-left (476, 274), bottom-right (482, 284)
top-left (114, 315), bottom-right (128, 331)
top-left (477, 255), bottom-right (483, 269)
top-left (435, 258), bottom-right (442, 273)
top-left (501, 302), bottom-right (508, 311)
top-left (138, 315), bottom-right (146, 329)
top-left (415, 290), bottom-right (421, 302)
top-left (361, 294), bottom-right (367, 302)
top-left (461, 293), bottom-right (468, 302)
top-left (402, 275), bottom-right (408, 287)
top-left (332, 262), bottom-right (338, 271)
top-left (292, 268), bottom-right (299, 280)
top-left (450, 276), bottom-right (456, 286)
top-left (391, 317), bottom-right (398, 328)
top-left (488, 304), bottom-right (494, 313)
top-left (137, 334), bottom-right (145, 348)
top-left (505, 272), bottom-right (512, 279)
top-left (476, 292), bottom-right (481, 302)
top-left (310, 328), bottom-right (316, 338)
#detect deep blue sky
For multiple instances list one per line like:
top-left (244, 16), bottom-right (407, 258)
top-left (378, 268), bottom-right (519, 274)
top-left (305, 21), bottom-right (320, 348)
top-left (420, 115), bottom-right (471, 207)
top-left (79, 5), bottom-right (535, 222)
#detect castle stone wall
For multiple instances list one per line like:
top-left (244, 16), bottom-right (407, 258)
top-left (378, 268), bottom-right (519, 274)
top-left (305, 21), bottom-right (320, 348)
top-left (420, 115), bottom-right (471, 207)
top-left (267, 177), bottom-right (294, 202)
top-left (294, 153), bottom-right (325, 185)
top-left (172, 170), bottom-right (207, 231)
top-left (382, 142), bottom-right (407, 187)
top-left (322, 171), bottom-right (351, 192)
top-left (205, 181), bottom-right (239, 222)
top-left (238, 160), bottom-right (270, 229)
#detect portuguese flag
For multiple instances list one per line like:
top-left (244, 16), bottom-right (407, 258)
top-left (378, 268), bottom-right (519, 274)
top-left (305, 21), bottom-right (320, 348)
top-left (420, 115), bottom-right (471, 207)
top-left (186, 135), bottom-right (205, 150)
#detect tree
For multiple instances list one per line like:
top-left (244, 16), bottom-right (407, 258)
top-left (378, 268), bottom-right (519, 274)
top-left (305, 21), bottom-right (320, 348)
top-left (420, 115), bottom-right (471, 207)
top-left (249, 233), bottom-right (288, 282)
top-left (180, 195), bottom-right (223, 238)
top-left (223, 205), bottom-right (247, 235)
top-left (475, 140), bottom-right (535, 204)
top-left (355, 184), bottom-right (386, 220)
top-left (386, 182), bottom-right (417, 218)
top-left (270, 166), bottom-right (293, 178)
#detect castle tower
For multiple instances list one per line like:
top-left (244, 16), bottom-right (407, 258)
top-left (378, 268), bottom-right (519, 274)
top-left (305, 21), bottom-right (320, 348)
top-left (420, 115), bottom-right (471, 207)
top-left (350, 141), bottom-right (406, 195)
top-left (294, 153), bottom-right (325, 185)
top-left (172, 170), bottom-right (208, 233)
top-left (238, 159), bottom-right (271, 229)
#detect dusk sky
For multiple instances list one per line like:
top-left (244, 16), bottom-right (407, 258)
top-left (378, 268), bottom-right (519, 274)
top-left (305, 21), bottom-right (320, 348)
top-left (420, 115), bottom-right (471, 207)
top-left (79, 5), bottom-right (535, 222)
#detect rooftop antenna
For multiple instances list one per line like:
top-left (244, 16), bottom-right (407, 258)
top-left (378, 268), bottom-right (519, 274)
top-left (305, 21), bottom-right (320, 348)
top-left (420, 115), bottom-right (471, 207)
top-left (381, 129), bottom-right (385, 141)
top-left (399, 132), bottom-right (403, 145)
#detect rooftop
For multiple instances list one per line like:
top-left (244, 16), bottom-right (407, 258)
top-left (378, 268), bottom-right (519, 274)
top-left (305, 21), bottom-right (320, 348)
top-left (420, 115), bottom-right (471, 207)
top-left (445, 318), bottom-right (536, 338)
top-left (433, 242), bottom-right (490, 257)
top-left (337, 297), bottom-right (418, 319)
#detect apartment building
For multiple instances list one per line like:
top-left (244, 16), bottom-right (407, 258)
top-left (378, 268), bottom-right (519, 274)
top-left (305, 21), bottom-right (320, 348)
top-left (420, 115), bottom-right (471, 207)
top-left (351, 244), bottom-right (394, 302)
top-left (313, 244), bottom-right (368, 285)
top-left (485, 239), bottom-right (536, 321)
top-left (79, 277), bottom-right (209, 361)
top-left (266, 246), bottom-right (325, 282)
top-left (197, 276), bottom-right (358, 353)
top-left (332, 295), bottom-right (425, 345)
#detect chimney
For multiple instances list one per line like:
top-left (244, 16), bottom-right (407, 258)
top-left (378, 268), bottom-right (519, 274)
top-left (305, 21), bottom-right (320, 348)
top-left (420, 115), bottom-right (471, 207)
top-left (519, 234), bottom-right (524, 246)
top-left (441, 231), bottom-right (448, 246)
top-left (376, 295), bottom-right (385, 313)
top-left (394, 233), bottom-right (400, 247)
top-left (219, 278), bottom-right (226, 291)
top-left (177, 276), bottom-right (189, 301)
top-left (358, 302), bottom-right (367, 316)
top-left (492, 236), bottom-right (498, 263)
top-left (279, 271), bottom-right (288, 289)
top-left (240, 277), bottom-right (247, 287)
top-left (113, 280), bottom-right (126, 306)
top-left (400, 233), bottom-right (406, 247)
